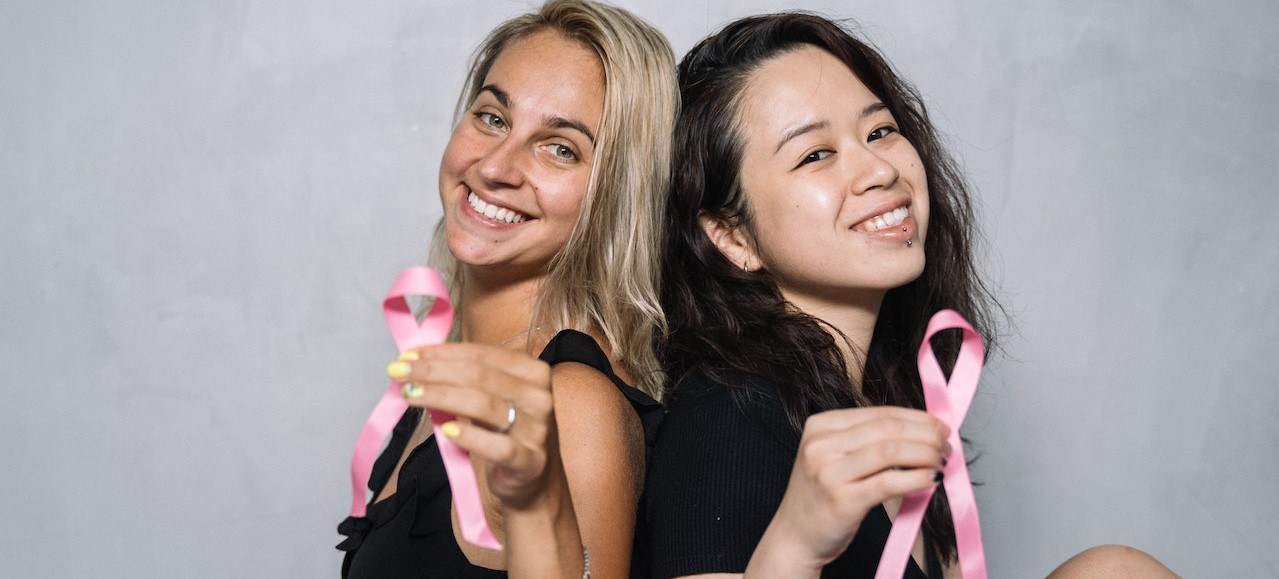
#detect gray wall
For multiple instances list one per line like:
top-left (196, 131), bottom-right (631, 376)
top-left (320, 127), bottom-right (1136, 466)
top-left (2, 1), bottom-right (1275, 576)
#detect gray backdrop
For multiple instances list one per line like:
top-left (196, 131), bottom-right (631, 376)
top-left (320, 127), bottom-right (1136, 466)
top-left (2, 0), bottom-right (1276, 577)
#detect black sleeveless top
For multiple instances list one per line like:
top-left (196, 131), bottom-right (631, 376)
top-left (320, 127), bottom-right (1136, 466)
top-left (337, 330), bottom-right (662, 578)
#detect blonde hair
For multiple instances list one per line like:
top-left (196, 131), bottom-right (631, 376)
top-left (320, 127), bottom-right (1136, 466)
top-left (430, 0), bottom-right (677, 399)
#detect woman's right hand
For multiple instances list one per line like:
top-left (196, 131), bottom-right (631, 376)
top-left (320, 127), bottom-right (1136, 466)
top-left (746, 406), bottom-right (950, 577)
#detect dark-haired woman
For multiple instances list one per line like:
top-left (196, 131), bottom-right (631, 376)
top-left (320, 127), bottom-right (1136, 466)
top-left (641, 12), bottom-right (1177, 579)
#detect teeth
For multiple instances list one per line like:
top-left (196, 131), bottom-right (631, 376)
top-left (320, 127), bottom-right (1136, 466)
top-left (863, 206), bottom-right (908, 232)
top-left (468, 192), bottom-right (527, 224)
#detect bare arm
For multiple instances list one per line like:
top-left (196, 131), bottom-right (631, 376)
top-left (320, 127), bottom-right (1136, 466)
top-left (551, 361), bottom-right (645, 578)
top-left (392, 344), bottom-right (642, 578)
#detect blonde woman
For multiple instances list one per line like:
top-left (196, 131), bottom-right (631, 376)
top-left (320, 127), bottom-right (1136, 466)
top-left (336, 1), bottom-right (677, 577)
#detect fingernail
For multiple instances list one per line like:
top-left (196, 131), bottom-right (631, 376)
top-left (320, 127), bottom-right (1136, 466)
top-left (934, 471), bottom-right (944, 484)
top-left (397, 351), bottom-right (420, 362)
top-left (387, 361), bottom-right (412, 380)
top-left (441, 421), bottom-right (461, 439)
top-left (401, 382), bottom-right (424, 400)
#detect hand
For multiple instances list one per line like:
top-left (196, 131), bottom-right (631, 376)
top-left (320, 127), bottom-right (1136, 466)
top-left (388, 343), bottom-right (559, 510)
top-left (751, 406), bottom-right (950, 575)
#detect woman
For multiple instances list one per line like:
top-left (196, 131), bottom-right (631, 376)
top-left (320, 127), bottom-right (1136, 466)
top-left (643, 12), bottom-right (1175, 579)
top-left (336, 1), bottom-right (677, 577)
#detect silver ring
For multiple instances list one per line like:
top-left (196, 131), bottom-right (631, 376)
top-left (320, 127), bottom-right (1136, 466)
top-left (496, 399), bottom-right (517, 434)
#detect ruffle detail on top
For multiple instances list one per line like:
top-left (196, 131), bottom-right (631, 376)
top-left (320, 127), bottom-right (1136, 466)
top-left (336, 516), bottom-right (372, 551)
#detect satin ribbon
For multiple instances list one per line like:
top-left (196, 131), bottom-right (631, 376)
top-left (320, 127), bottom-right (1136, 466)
top-left (347, 266), bottom-right (502, 550)
top-left (875, 309), bottom-right (987, 579)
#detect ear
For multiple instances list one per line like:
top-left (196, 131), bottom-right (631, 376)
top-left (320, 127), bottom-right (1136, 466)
top-left (698, 210), bottom-right (762, 272)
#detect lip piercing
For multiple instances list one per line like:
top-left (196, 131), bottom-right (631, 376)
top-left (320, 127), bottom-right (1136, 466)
top-left (906, 240), bottom-right (914, 247)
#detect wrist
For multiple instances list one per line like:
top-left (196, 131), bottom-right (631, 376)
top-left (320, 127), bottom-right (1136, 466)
top-left (744, 516), bottom-right (828, 578)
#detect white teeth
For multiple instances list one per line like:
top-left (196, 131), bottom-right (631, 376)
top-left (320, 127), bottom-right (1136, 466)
top-left (862, 206), bottom-right (909, 232)
top-left (467, 191), bottom-right (527, 224)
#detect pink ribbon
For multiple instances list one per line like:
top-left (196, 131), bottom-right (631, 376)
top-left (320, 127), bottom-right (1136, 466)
top-left (347, 266), bottom-right (502, 550)
top-left (875, 309), bottom-right (987, 579)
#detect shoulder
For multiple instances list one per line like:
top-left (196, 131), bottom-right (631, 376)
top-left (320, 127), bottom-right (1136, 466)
top-left (539, 329), bottom-right (646, 422)
top-left (538, 328), bottom-right (614, 371)
top-left (663, 372), bottom-right (797, 451)
top-left (540, 328), bottom-right (662, 434)
top-left (541, 331), bottom-right (647, 489)
top-left (549, 360), bottom-right (636, 424)
top-left (644, 373), bottom-right (797, 577)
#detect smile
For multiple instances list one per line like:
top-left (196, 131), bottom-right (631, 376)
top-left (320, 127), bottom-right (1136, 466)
top-left (857, 206), bottom-right (909, 232)
top-left (468, 191), bottom-right (529, 224)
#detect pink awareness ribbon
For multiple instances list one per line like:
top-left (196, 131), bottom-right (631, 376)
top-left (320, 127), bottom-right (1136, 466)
top-left (875, 309), bottom-right (987, 579)
top-left (347, 266), bottom-right (502, 550)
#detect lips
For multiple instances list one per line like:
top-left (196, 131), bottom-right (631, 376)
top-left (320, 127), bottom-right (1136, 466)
top-left (467, 191), bottom-right (529, 224)
top-left (855, 206), bottom-right (909, 232)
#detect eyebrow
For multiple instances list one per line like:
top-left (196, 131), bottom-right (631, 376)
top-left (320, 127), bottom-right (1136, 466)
top-left (547, 116), bottom-right (596, 145)
top-left (773, 101), bottom-right (890, 154)
top-left (478, 84), bottom-right (596, 145)
top-left (479, 84), bottom-right (511, 108)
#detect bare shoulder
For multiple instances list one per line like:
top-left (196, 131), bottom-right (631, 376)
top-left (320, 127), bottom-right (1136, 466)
top-left (549, 361), bottom-right (645, 488)
top-left (549, 361), bottom-right (635, 423)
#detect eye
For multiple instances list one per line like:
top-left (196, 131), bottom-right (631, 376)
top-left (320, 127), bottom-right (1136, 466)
top-left (475, 111), bottom-right (506, 130)
top-left (547, 143), bottom-right (579, 162)
top-left (868, 125), bottom-right (898, 142)
top-left (796, 149), bottom-right (833, 168)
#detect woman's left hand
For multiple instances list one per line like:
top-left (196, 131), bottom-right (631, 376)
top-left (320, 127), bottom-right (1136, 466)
top-left (388, 343), bottom-right (559, 510)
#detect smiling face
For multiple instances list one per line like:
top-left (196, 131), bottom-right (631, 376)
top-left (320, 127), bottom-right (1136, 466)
top-left (438, 29), bottom-right (605, 279)
top-left (716, 45), bottom-right (929, 311)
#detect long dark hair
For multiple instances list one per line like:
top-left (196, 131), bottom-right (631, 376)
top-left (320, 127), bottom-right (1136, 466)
top-left (660, 12), bottom-right (1001, 563)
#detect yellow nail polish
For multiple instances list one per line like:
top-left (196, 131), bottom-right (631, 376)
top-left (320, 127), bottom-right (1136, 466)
top-left (387, 361), bottom-right (412, 380)
top-left (441, 421), bottom-right (461, 439)
top-left (397, 351), bottom-right (420, 362)
top-left (401, 382), bottom-right (425, 400)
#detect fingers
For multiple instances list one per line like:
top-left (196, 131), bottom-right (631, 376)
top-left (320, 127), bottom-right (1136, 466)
top-left (861, 465), bottom-right (942, 499)
top-left (386, 343), bottom-right (561, 505)
top-left (771, 407), bottom-right (948, 565)
top-left (805, 405), bottom-right (947, 438)
top-left (391, 345), bottom-right (551, 393)
top-left (387, 344), bottom-right (553, 428)
top-left (810, 439), bottom-right (946, 494)
top-left (800, 408), bottom-right (951, 474)
top-left (406, 382), bottom-right (543, 433)
top-left (436, 419), bottom-right (546, 478)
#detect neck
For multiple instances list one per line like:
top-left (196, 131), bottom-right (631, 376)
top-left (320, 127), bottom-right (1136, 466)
top-left (457, 265), bottom-right (544, 347)
top-left (778, 287), bottom-right (884, 388)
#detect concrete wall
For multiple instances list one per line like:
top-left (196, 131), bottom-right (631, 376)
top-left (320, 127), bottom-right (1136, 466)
top-left (2, 0), bottom-right (1275, 576)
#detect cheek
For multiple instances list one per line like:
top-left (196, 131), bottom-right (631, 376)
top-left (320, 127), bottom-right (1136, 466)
top-left (439, 127), bottom-right (480, 176)
top-left (540, 174), bottom-right (590, 223)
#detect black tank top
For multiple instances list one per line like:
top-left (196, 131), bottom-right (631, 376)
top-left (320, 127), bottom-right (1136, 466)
top-left (337, 330), bottom-right (662, 578)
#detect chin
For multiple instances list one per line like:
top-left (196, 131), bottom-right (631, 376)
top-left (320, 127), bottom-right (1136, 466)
top-left (883, 263), bottom-right (927, 291)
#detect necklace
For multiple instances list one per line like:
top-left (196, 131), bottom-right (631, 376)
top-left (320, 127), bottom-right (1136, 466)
top-left (497, 326), bottom-right (542, 348)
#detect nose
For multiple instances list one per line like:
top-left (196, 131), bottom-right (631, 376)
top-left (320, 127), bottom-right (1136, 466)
top-left (846, 144), bottom-right (900, 195)
top-left (477, 135), bottom-right (526, 189)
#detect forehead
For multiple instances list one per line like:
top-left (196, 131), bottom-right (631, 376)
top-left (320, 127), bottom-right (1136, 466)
top-left (483, 30), bottom-right (606, 125)
top-left (738, 46), bottom-right (877, 138)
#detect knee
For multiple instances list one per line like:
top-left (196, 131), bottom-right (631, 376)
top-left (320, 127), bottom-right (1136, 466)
top-left (1047, 544), bottom-right (1178, 579)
